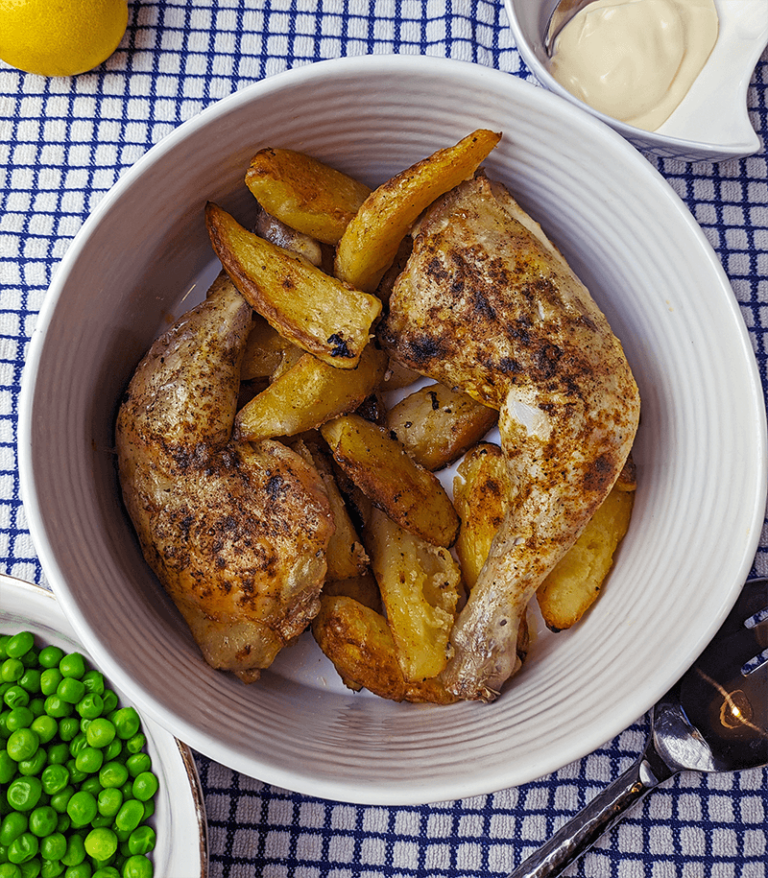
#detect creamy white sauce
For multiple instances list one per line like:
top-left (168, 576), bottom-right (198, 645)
top-left (548, 0), bottom-right (719, 132)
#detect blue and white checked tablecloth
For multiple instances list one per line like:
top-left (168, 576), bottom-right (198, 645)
top-left (1, 2), bottom-right (767, 876)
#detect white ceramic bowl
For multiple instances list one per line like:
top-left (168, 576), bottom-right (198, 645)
top-left (504, 0), bottom-right (768, 162)
top-left (18, 55), bottom-right (767, 805)
top-left (0, 575), bottom-right (208, 876)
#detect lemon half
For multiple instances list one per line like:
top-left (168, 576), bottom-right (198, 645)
top-left (0, 0), bottom-right (129, 78)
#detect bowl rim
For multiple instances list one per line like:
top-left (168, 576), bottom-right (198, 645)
top-left (17, 53), bottom-right (768, 804)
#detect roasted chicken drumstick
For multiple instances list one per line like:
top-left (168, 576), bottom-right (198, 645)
top-left (380, 175), bottom-right (641, 701)
top-left (115, 278), bottom-right (334, 682)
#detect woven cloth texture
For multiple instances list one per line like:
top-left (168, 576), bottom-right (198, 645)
top-left (1, 2), bottom-right (766, 877)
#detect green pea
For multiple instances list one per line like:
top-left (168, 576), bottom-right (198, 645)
top-left (113, 800), bottom-right (143, 834)
top-left (138, 799), bottom-right (153, 823)
top-left (0, 813), bottom-right (28, 846)
top-left (5, 635), bottom-right (34, 661)
top-left (74, 748), bottom-right (102, 777)
top-left (101, 741), bottom-right (121, 764)
top-left (123, 736), bottom-right (144, 757)
top-left (125, 827), bottom-right (154, 858)
top-left (29, 718), bottom-right (56, 747)
top-left (57, 721), bottom-right (79, 745)
top-left (7, 833), bottom-right (38, 865)
top-left (1, 660), bottom-right (24, 684)
top-left (82, 830), bottom-right (116, 863)
top-left (60, 833), bottom-right (85, 867)
top-left (17, 673), bottom-right (40, 697)
top-left (74, 698), bottom-right (102, 723)
top-left (38, 672), bottom-right (62, 699)
top-left (83, 722), bottom-right (113, 752)
top-left (120, 855), bottom-right (152, 878)
top-left (40, 831), bottom-right (67, 861)
top-left (123, 756), bottom-right (150, 781)
top-left (19, 860), bottom-right (41, 878)
top-left (40, 860), bottom-right (65, 878)
top-left (17, 749), bottom-right (47, 778)
top-left (62, 865), bottom-right (89, 878)
top-left (44, 744), bottom-right (69, 767)
top-left (109, 711), bottom-right (139, 743)
top-left (90, 869), bottom-right (119, 878)
top-left (0, 635), bottom-right (9, 659)
top-left (95, 790), bottom-right (121, 821)
top-left (41, 698), bottom-right (70, 721)
top-left (77, 777), bottom-right (101, 798)
top-left (26, 807), bottom-right (56, 840)
top-left (57, 657), bottom-right (85, 681)
top-left (0, 863), bottom-right (22, 878)
top-left (64, 793), bottom-right (96, 829)
top-left (0, 751), bottom-right (18, 784)
top-left (6, 708), bottom-right (34, 733)
top-left (64, 762), bottom-right (86, 786)
top-left (6, 778), bottom-right (42, 812)
top-left (48, 787), bottom-right (73, 816)
top-left (54, 816), bottom-right (68, 835)
top-left (99, 693), bottom-right (117, 716)
top-left (6, 730), bottom-right (39, 763)
top-left (3, 689), bottom-right (29, 711)
top-left (37, 648), bottom-right (64, 670)
top-left (66, 736), bottom-right (86, 759)
top-left (80, 672), bottom-right (103, 697)
top-left (96, 763), bottom-right (127, 790)
top-left (54, 682), bottom-right (84, 708)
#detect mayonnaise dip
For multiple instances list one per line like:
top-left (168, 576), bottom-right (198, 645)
top-left (547, 0), bottom-right (719, 132)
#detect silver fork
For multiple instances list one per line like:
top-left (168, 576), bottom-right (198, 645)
top-left (506, 577), bottom-right (768, 878)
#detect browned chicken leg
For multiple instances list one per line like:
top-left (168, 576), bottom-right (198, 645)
top-left (115, 278), bottom-right (334, 681)
top-left (380, 175), bottom-right (640, 701)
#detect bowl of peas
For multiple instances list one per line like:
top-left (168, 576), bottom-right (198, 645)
top-left (0, 575), bottom-right (207, 878)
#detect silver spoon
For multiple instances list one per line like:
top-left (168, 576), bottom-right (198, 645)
top-left (544, 0), bottom-right (601, 55)
top-left (506, 577), bottom-right (768, 878)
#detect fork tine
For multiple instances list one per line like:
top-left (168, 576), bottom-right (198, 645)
top-left (715, 578), bottom-right (768, 639)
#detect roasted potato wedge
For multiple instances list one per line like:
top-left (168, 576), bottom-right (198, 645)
top-left (240, 314), bottom-right (300, 381)
top-left (235, 344), bottom-right (387, 442)
top-left (386, 383), bottom-right (498, 471)
top-left (311, 595), bottom-right (456, 702)
top-left (296, 440), bottom-right (370, 582)
top-left (206, 203), bottom-right (381, 369)
top-left (245, 148), bottom-right (372, 245)
top-left (364, 508), bottom-right (462, 683)
top-left (452, 443), bottom-right (508, 591)
top-left (254, 204), bottom-right (323, 266)
top-left (320, 414), bottom-right (460, 548)
top-left (537, 485), bottom-right (635, 631)
top-left (334, 128), bottom-right (501, 292)
top-left (322, 573), bottom-right (382, 614)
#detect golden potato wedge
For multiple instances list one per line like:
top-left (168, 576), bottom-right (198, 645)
top-left (297, 440), bottom-right (370, 582)
top-left (334, 128), bottom-right (502, 292)
top-left (322, 574), bottom-right (382, 614)
top-left (240, 314), bottom-right (300, 381)
top-left (365, 508), bottom-right (462, 683)
top-left (235, 343), bottom-right (387, 442)
top-left (245, 148), bottom-right (372, 245)
top-left (537, 486), bottom-right (635, 631)
top-left (254, 204), bottom-right (323, 266)
top-left (206, 202), bottom-right (381, 369)
top-left (311, 595), bottom-right (457, 702)
top-left (320, 414), bottom-right (460, 548)
top-left (452, 443), bottom-right (508, 591)
top-left (386, 383), bottom-right (498, 471)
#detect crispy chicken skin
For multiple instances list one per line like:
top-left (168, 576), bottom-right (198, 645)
top-left (379, 175), bottom-right (640, 701)
top-left (115, 279), bottom-right (334, 681)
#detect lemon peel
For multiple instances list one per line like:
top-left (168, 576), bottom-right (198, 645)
top-left (0, 0), bottom-right (128, 78)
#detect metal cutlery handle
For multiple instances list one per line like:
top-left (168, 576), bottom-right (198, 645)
top-left (506, 745), bottom-right (675, 878)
